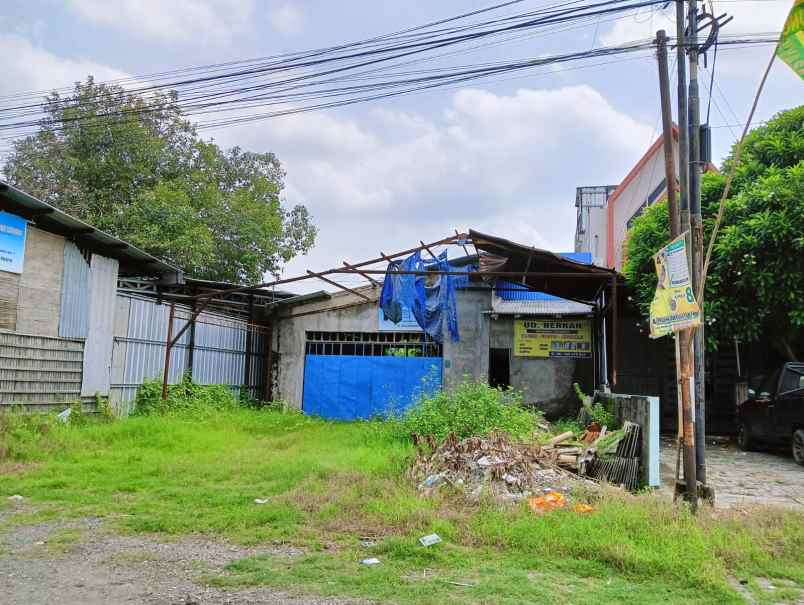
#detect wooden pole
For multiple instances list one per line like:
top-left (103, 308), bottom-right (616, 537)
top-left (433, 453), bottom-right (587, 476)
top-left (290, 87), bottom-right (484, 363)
top-left (161, 302), bottom-right (176, 401)
top-left (656, 30), bottom-right (680, 237)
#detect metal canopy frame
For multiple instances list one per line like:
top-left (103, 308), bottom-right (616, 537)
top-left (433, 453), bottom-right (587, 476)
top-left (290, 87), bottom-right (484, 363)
top-left (160, 231), bottom-right (623, 400)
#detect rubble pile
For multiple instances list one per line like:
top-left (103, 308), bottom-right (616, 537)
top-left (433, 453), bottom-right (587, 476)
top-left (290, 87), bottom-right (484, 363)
top-left (409, 432), bottom-right (598, 503)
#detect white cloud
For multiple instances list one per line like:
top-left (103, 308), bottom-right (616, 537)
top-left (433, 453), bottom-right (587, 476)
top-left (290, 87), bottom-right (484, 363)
top-left (213, 85), bottom-right (653, 291)
top-left (269, 5), bottom-right (304, 36)
top-left (0, 34), bottom-right (128, 95)
top-left (600, 1), bottom-right (789, 47)
top-left (67, 0), bottom-right (254, 43)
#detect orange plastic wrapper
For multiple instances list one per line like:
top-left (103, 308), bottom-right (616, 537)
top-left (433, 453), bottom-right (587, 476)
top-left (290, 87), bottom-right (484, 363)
top-left (573, 503), bottom-right (594, 514)
top-left (527, 491), bottom-right (566, 513)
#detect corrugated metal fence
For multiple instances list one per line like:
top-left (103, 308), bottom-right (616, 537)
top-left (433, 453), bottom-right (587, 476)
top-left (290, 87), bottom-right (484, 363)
top-left (110, 294), bottom-right (266, 415)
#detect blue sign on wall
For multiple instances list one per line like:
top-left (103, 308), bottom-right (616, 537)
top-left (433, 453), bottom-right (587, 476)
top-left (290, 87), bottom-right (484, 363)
top-left (0, 211), bottom-right (27, 274)
top-left (377, 304), bottom-right (422, 331)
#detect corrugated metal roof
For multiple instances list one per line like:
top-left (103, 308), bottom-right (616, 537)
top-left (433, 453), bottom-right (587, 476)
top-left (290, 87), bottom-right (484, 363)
top-left (0, 181), bottom-right (178, 278)
top-left (491, 296), bottom-right (593, 316)
top-left (495, 252), bottom-right (592, 303)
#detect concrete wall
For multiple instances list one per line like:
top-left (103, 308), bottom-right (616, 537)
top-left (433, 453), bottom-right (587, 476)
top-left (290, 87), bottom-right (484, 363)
top-left (273, 289), bottom-right (381, 407)
top-left (489, 315), bottom-right (593, 419)
top-left (442, 289), bottom-right (490, 389)
top-left (16, 227), bottom-right (65, 336)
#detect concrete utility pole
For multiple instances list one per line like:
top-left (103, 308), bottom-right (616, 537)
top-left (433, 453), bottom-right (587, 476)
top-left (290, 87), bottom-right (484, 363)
top-left (687, 0), bottom-right (707, 485)
top-left (660, 24), bottom-right (697, 509)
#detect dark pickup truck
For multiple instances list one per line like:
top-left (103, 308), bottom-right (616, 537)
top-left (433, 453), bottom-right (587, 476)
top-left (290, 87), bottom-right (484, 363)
top-left (737, 362), bottom-right (804, 465)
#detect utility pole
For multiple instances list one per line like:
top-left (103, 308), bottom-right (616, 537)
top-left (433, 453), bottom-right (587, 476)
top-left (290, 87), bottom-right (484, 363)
top-left (656, 30), bottom-right (680, 237)
top-left (659, 26), bottom-right (697, 509)
top-left (687, 0), bottom-right (707, 485)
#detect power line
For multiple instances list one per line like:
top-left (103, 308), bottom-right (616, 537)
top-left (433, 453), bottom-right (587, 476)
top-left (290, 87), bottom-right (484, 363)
top-left (0, 0), bottom-right (674, 140)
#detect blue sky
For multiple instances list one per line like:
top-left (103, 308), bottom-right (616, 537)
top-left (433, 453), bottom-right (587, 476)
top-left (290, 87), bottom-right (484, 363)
top-left (0, 1), bottom-right (799, 289)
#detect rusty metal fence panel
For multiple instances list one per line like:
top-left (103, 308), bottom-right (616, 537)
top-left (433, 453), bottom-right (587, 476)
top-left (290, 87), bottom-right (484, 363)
top-left (110, 294), bottom-right (266, 415)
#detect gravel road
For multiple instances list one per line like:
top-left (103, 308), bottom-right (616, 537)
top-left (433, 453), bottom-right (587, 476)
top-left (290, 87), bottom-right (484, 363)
top-left (0, 512), bottom-right (361, 605)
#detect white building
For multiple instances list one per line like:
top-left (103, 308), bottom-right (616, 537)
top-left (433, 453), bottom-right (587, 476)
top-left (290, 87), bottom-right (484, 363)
top-left (575, 130), bottom-right (679, 271)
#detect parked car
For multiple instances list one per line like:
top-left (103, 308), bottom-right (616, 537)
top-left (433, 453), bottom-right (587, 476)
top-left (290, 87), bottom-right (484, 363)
top-left (737, 363), bottom-right (804, 465)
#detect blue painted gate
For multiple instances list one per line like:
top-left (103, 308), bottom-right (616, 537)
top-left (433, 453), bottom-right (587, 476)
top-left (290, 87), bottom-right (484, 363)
top-left (302, 355), bottom-right (442, 420)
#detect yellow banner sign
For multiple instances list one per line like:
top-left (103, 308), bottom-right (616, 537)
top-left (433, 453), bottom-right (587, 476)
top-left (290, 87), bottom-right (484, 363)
top-left (649, 234), bottom-right (702, 338)
top-left (778, 0), bottom-right (804, 79)
top-left (514, 319), bottom-right (592, 358)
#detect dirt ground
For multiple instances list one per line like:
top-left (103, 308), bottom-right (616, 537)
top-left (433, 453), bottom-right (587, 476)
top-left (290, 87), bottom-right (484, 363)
top-left (0, 513), bottom-right (358, 605)
top-left (659, 437), bottom-right (804, 509)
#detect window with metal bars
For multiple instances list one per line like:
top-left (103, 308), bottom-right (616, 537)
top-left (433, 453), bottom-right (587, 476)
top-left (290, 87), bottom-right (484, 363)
top-left (304, 331), bottom-right (441, 357)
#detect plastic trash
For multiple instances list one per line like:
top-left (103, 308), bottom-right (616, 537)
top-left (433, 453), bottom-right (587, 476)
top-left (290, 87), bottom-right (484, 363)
top-left (527, 491), bottom-right (566, 513)
top-left (7, 494), bottom-right (24, 503)
top-left (573, 503), bottom-right (594, 513)
top-left (57, 408), bottom-right (71, 423)
top-left (360, 557), bottom-right (381, 566)
top-left (419, 533), bottom-right (442, 547)
top-left (254, 498), bottom-right (270, 505)
top-left (422, 474), bottom-right (443, 488)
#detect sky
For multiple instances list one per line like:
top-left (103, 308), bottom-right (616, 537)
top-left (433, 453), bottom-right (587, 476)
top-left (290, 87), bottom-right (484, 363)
top-left (0, 0), bottom-right (800, 292)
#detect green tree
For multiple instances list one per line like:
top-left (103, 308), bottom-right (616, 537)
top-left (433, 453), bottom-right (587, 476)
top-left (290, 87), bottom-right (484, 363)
top-left (3, 77), bottom-right (316, 283)
top-left (623, 106), bottom-right (804, 360)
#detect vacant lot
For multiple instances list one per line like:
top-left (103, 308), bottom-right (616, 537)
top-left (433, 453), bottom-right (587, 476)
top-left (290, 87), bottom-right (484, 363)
top-left (2, 408), bottom-right (804, 604)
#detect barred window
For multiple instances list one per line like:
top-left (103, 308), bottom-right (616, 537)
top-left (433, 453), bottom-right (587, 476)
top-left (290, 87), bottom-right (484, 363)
top-left (305, 331), bottom-right (441, 357)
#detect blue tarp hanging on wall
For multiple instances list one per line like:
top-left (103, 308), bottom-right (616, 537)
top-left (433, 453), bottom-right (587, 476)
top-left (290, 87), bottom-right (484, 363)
top-left (379, 250), bottom-right (474, 342)
top-left (302, 355), bottom-right (442, 420)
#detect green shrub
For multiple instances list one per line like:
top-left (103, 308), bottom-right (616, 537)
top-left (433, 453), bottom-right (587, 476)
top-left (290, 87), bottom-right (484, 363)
top-left (574, 383), bottom-right (615, 428)
top-left (395, 378), bottom-right (540, 441)
top-left (133, 374), bottom-right (240, 416)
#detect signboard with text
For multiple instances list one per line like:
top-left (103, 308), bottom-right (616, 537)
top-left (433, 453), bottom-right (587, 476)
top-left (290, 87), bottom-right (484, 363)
top-left (514, 318), bottom-right (592, 358)
top-left (649, 233), bottom-right (701, 338)
top-left (0, 211), bottom-right (27, 274)
top-left (378, 304), bottom-right (422, 331)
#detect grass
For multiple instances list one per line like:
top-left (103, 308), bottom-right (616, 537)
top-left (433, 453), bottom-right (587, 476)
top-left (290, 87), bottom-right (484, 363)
top-left (1, 407), bottom-right (803, 604)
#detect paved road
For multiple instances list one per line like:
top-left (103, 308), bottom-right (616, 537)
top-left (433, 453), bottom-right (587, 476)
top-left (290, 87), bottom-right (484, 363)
top-left (660, 436), bottom-right (804, 509)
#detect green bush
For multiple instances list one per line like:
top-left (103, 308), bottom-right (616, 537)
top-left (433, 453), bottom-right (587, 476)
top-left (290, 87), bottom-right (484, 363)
top-left (395, 379), bottom-right (540, 441)
top-left (132, 374), bottom-right (240, 416)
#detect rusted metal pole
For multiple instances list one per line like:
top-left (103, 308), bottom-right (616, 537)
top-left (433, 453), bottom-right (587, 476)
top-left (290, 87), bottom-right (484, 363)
top-left (333, 270), bottom-right (615, 278)
top-left (263, 322), bottom-right (274, 403)
top-left (307, 271), bottom-right (372, 301)
top-left (244, 294), bottom-right (254, 396)
top-left (161, 302), bottom-right (176, 401)
top-left (342, 261), bottom-right (379, 286)
top-left (610, 276), bottom-right (618, 388)
top-left (656, 30), bottom-right (680, 237)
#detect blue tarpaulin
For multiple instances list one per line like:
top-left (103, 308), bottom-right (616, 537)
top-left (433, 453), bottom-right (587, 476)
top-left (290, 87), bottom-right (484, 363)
top-left (380, 250), bottom-right (473, 342)
top-left (302, 355), bottom-right (442, 420)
